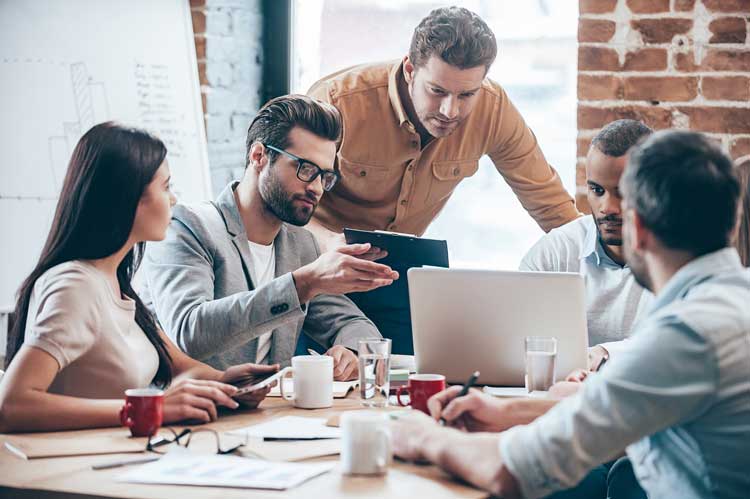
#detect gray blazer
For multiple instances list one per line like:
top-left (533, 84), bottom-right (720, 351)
top-left (140, 182), bottom-right (380, 370)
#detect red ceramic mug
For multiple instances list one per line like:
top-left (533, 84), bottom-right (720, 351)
top-left (396, 374), bottom-right (446, 414)
top-left (119, 388), bottom-right (164, 437)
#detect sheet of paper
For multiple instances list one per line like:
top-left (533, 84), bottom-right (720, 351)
top-left (227, 416), bottom-right (341, 440)
top-left (117, 448), bottom-right (334, 490)
top-left (268, 380), bottom-right (357, 398)
top-left (483, 386), bottom-right (549, 398)
top-left (390, 354), bottom-right (416, 371)
top-left (240, 438), bottom-right (341, 462)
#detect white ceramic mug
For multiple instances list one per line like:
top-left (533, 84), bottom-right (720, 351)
top-left (340, 411), bottom-right (391, 475)
top-left (279, 355), bottom-right (333, 409)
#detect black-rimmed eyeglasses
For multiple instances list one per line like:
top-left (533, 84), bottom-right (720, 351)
top-left (264, 143), bottom-right (340, 191)
top-left (147, 427), bottom-right (248, 455)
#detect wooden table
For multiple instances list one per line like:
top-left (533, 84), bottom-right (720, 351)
top-left (0, 394), bottom-right (487, 499)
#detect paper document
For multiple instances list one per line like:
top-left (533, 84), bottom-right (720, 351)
top-left (240, 438), bottom-right (342, 462)
top-left (118, 448), bottom-right (334, 490)
top-left (268, 380), bottom-right (358, 398)
top-left (483, 386), bottom-right (550, 398)
top-left (227, 416), bottom-right (341, 440)
top-left (390, 354), bottom-right (416, 371)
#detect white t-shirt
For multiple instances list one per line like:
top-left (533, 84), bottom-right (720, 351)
top-left (23, 260), bottom-right (160, 399)
top-left (247, 240), bottom-right (276, 364)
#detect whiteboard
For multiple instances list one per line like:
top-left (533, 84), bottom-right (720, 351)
top-left (0, 0), bottom-right (211, 309)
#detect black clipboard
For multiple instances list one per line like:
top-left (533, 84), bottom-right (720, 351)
top-left (343, 228), bottom-right (449, 268)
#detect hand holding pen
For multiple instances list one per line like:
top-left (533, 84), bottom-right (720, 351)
top-left (437, 371), bottom-right (480, 427)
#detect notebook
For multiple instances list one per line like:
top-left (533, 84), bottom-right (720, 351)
top-left (267, 380), bottom-right (358, 398)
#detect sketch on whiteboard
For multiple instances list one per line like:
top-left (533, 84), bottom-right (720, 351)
top-left (47, 62), bottom-right (110, 188)
top-left (0, 0), bottom-right (211, 310)
top-left (134, 62), bottom-right (188, 198)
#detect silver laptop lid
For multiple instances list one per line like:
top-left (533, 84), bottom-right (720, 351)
top-left (408, 268), bottom-right (589, 386)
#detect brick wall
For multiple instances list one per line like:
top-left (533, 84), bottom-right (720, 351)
top-left (577, 0), bottom-right (750, 210)
top-left (191, 0), bottom-right (263, 197)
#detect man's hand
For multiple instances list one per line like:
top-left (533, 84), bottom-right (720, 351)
top-left (292, 243), bottom-right (399, 302)
top-left (548, 380), bottom-right (583, 398)
top-left (219, 363), bottom-right (279, 408)
top-left (565, 368), bottom-right (589, 382)
top-left (427, 386), bottom-right (521, 433)
top-left (390, 411), bottom-right (520, 497)
top-left (326, 345), bottom-right (358, 381)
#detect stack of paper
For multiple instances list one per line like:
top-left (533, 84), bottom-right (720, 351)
top-left (118, 449), bottom-right (334, 490)
top-left (483, 386), bottom-right (549, 398)
top-left (227, 416), bottom-right (341, 440)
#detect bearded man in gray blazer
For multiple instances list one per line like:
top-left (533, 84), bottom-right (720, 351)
top-left (141, 95), bottom-right (398, 381)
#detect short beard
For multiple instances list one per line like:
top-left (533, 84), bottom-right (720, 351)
top-left (623, 227), bottom-right (653, 292)
top-left (259, 168), bottom-right (314, 227)
top-left (594, 214), bottom-right (623, 247)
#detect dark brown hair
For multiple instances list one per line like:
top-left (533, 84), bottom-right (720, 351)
top-left (6, 122), bottom-right (173, 387)
top-left (245, 94), bottom-right (341, 166)
top-left (622, 130), bottom-right (740, 257)
top-left (736, 156), bottom-right (750, 267)
top-left (409, 6), bottom-right (497, 71)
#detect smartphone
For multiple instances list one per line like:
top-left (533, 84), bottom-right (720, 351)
top-left (232, 367), bottom-right (290, 397)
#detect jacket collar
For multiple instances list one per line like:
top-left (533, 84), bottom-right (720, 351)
top-left (214, 182), bottom-right (245, 237)
top-left (650, 247), bottom-right (744, 311)
top-left (214, 181), bottom-right (297, 283)
top-left (388, 61), bottom-right (412, 128)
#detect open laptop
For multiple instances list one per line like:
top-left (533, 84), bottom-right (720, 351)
top-left (408, 268), bottom-right (589, 387)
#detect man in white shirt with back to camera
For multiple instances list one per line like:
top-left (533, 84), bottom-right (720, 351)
top-left (521, 119), bottom-right (654, 373)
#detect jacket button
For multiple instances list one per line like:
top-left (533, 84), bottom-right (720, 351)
top-left (359, 170), bottom-right (367, 177)
top-left (452, 167), bottom-right (460, 176)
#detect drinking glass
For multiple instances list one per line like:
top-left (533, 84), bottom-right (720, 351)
top-left (525, 336), bottom-right (557, 392)
top-left (358, 338), bottom-right (391, 407)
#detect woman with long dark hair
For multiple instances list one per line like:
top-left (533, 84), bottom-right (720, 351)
top-left (0, 122), bottom-right (277, 432)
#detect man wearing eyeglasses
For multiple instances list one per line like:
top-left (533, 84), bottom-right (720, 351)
top-left (140, 94), bottom-right (397, 383)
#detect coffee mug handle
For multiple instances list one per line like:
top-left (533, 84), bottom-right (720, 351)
top-left (119, 402), bottom-right (134, 428)
top-left (395, 386), bottom-right (410, 407)
top-left (279, 368), bottom-right (295, 401)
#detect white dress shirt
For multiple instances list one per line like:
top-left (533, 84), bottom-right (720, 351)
top-left (520, 216), bottom-right (652, 355)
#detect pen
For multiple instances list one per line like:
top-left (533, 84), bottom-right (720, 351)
top-left (440, 370), bottom-right (480, 426)
top-left (91, 456), bottom-right (161, 470)
top-left (262, 437), bottom-right (335, 441)
top-left (4, 442), bottom-right (28, 460)
top-left (307, 349), bottom-right (321, 356)
top-left (594, 354), bottom-right (608, 372)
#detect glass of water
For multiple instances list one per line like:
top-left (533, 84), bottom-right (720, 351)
top-left (358, 338), bottom-right (391, 407)
top-left (525, 336), bottom-right (557, 392)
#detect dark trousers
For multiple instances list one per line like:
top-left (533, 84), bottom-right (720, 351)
top-left (546, 457), bottom-right (647, 499)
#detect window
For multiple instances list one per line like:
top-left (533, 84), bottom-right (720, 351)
top-left (291, 0), bottom-right (578, 269)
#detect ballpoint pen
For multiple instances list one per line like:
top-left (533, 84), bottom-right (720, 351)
top-left (91, 456), bottom-right (161, 470)
top-left (440, 370), bottom-right (480, 426)
top-left (307, 349), bottom-right (321, 356)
